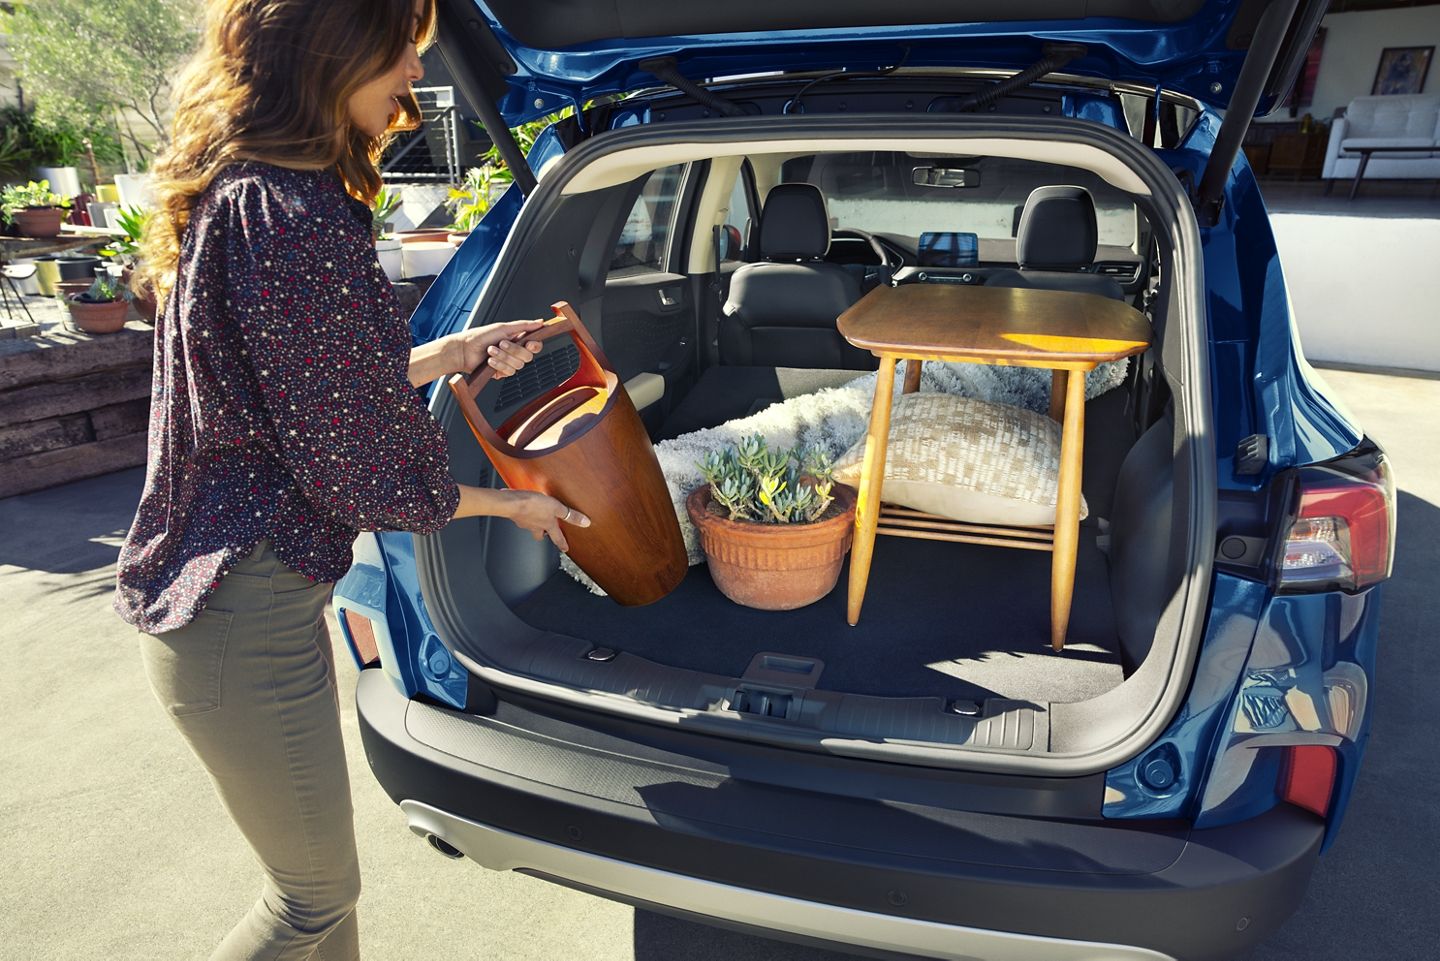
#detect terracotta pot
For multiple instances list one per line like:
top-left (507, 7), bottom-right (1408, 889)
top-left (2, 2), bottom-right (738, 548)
top-left (394, 228), bottom-right (451, 244)
top-left (120, 264), bottom-right (159, 322)
top-left (446, 231), bottom-right (471, 247)
top-left (686, 482), bottom-right (857, 611)
top-left (14, 207), bottom-right (65, 239)
top-left (67, 296), bottom-right (129, 334)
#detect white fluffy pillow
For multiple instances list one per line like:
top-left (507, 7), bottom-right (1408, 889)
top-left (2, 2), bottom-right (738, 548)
top-left (832, 392), bottom-right (1087, 526)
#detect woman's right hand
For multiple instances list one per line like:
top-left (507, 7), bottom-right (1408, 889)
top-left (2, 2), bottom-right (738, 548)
top-left (503, 491), bottom-right (591, 551)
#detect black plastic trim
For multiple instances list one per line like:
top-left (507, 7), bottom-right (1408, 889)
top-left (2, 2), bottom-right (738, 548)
top-left (358, 669), bottom-right (1323, 961)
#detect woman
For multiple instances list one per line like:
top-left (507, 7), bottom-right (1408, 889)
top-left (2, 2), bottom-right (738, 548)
top-left (114, 2), bottom-right (586, 958)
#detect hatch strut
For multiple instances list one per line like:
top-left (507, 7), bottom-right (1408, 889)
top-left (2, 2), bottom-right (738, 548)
top-left (639, 58), bottom-right (747, 117)
top-left (1193, 0), bottom-right (1301, 226)
top-left (433, 0), bottom-right (539, 196)
top-left (953, 43), bottom-right (1088, 113)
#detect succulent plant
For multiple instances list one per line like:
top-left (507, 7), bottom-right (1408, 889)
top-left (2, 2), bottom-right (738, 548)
top-left (697, 435), bottom-right (837, 524)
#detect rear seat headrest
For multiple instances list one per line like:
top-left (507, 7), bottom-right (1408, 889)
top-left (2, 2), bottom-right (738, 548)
top-left (1016, 185), bottom-right (1099, 270)
top-left (760, 183), bottom-right (832, 260)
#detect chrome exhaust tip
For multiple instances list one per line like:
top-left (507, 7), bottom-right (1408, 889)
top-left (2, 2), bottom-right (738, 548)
top-left (425, 833), bottom-right (465, 859)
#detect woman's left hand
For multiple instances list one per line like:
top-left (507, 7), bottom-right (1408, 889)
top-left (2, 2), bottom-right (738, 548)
top-left (449, 320), bottom-right (545, 378)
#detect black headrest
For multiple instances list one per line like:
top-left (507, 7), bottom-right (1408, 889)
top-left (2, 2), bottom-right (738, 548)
top-left (1016, 186), bottom-right (1099, 270)
top-left (760, 183), bottom-right (831, 260)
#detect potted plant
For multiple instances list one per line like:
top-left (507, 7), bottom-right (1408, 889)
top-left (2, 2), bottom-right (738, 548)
top-left (0, 180), bottom-right (72, 238)
top-left (100, 204), bottom-right (158, 320)
top-left (66, 275), bottom-right (130, 334)
top-left (686, 434), bottom-right (857, 611)
top-left (444, 163), bottom-right (506, 244)
top-left (371, 186), bottom-right (404, 281)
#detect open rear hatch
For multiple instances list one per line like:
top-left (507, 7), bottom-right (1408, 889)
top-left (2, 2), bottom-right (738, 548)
top-left (442, 0), bottom-right (1330, 125)
top-left (402, 0), bottom-right (1329, 773)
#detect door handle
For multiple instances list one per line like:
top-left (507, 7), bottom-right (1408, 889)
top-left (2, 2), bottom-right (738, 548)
top-left (658, 287), bottom-right (681, 308)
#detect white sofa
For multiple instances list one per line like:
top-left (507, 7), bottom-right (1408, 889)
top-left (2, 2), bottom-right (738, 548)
top-left (1322, 94), bottom-right (1440, 197)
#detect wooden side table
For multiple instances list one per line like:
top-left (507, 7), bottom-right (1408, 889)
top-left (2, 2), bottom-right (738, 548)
top-left (837, 283), bottom-right (1151, 651)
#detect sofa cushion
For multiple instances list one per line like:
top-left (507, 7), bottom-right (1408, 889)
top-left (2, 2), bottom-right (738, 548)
top-left (832, 392), bottom-right (1087, 526)
top-left (1344, 94), bottom-right (1440, 141)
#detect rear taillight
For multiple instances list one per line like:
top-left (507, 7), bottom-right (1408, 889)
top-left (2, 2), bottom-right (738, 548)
top-left (1275, 445), bottom-right (1395, 593)
top-left (1281, 745), bottom-right (1337, 818)
top-left (340, 608), bottom-right (381, 667)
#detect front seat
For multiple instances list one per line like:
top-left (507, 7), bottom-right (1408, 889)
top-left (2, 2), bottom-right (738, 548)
top-left (986, 185), bottom-right (1126, 301)
top-left (720, 183), bottom-right (874, 370)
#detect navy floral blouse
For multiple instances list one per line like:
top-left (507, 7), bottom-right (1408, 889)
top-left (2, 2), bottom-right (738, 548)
top-left (115, 162), bottom-right (460, 634)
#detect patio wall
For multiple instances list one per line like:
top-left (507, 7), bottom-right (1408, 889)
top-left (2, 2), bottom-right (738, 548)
top-left (1273, 212), bottom-right (1440, 372)
top-left (0, 326), bottom-right (153, 499)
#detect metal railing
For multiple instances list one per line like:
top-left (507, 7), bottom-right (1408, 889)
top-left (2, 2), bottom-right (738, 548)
top-left (381, 86), bottom-right (461, 184)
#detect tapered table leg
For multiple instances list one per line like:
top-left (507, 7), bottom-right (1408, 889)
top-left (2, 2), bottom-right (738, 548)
top-left (902, 358), bottom-right (923, 394)
top-left (1048, 369), bottom-right (1066, 422)
top-left (1050, 367), bottom-right (1087, 651)
top-left (848, 355), bottom-right (897, 626)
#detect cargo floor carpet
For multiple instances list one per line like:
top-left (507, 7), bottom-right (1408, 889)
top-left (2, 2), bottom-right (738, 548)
top-left (514, 528), bottom-right (1123, 704)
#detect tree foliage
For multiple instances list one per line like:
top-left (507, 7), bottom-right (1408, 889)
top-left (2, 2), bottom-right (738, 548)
top-left (3, 0), bottom-right (202, 168)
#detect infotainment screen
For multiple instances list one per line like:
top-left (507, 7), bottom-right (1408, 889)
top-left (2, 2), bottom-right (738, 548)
top-left (917, 231), bottom-right (979, 268)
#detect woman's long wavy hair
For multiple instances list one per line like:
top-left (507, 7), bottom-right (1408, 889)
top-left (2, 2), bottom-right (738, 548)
top-left (139, 0), bottom-right (435, 302)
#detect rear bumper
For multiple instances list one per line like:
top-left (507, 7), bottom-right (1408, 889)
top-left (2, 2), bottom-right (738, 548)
top-left (357, 669), bottom-right (1324, 961)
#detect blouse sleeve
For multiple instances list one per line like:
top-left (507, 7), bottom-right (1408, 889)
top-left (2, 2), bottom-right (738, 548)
top-left (221, 178), bottom-right (461, 534)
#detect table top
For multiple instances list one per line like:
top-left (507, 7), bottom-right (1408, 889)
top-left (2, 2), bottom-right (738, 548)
top-left (0, 232), bottom-right (107, 259)
top-left (837, 283), bottom-right (1152, 369)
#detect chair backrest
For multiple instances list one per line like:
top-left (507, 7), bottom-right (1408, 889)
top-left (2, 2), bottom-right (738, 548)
top-left (985, 185), bottom-right (1125, 301)
top-left (720, 184), bottom-right (872, 369)
top-left (1345, 94), bottom-right (1440, 141)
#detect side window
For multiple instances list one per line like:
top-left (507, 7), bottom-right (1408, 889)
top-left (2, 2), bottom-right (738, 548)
top-left (720, 161), bottom-right (757, 263)
top-left (609, 164), bottom-right (686, 273)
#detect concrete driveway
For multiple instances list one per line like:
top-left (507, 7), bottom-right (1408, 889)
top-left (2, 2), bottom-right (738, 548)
top-left (1, 366), bottom-right (1436, 961)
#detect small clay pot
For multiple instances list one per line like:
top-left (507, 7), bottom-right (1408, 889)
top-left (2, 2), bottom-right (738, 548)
top-left (67, 295), bottom-right (129, 334)
top-left (14, 207), bottom-right (66, 239)
top-left (394, 228), bottom-right (451, 244)
top-left (686, 483), bottom-right (857, 611)
top-left (120, 264), bottom-right (159, 322)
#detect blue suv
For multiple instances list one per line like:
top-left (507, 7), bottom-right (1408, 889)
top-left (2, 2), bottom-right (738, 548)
top-left (336, 2), bottom-right (1396, 958)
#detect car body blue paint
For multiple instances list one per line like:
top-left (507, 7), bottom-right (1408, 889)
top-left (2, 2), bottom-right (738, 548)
top-left (469, 0), bottom-right (1294, 126)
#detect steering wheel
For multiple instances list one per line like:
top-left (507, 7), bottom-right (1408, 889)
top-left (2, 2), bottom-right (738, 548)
top-left (832, 228), bottom-right (891, 269)
top-left (831, 228), bottom-right (895, 291)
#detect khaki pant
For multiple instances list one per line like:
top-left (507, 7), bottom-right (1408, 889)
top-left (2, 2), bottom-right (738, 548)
top-left (139, 541), bottom-right (360, 961)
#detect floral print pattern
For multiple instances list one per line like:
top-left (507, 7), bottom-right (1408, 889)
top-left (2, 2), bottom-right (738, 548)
top-left (116, 162), bottom-right (459, 633)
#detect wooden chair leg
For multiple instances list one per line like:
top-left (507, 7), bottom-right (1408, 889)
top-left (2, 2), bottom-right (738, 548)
top-left (847, 355), bottom-right (897, 626)
top-left (1050, 368), bottom-right (1087, 651)
top-left (1048, 369), bottom-right (1066, 422)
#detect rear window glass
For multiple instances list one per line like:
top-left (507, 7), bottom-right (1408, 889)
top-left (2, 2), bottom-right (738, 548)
top-left (779, 151), bottom-right (1138, 253)
top-left (610, 163), bottom-right (687, 273)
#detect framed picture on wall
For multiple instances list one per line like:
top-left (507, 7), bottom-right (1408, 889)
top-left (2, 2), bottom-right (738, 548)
top-left (1371, 46), bottom-right (1433, 96)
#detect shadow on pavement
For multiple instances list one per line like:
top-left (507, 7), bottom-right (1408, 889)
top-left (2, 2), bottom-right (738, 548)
top-left (0, 467), bottom-right (144, 575)
top-left (634, 910), bottom-right (864, 961)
